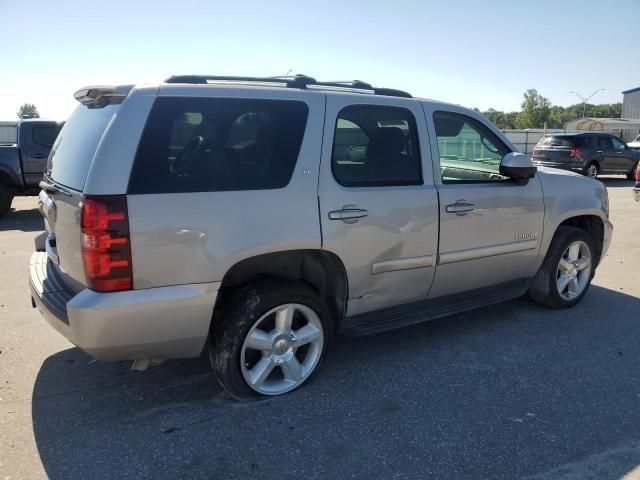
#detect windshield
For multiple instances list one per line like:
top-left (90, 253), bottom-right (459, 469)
top-left (46, 104), bottom-right (118, 191)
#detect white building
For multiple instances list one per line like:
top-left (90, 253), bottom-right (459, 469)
top-left (622, 86), bottom-right (640, 141)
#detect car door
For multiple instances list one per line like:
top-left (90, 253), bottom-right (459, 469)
top-left (611, 136), bottom-right (635, 172)
top-left (23, 124), bottom-right (61, 185)
top-left (319, 95), bottom-right (439, 317)
top-left (596, 136), bottom-right (618, 173)
top-left (422, 104), bottom-right (545, 298)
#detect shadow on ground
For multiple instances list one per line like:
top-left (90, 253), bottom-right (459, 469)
top-left (32, 285), bottom-right (640, 479)
top-left (0, 207), bottom-right (43, 232)
top-left (599, 177), bottom-right (635, 188)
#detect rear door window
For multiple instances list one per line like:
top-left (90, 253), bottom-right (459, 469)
top-left (32, 125), bottom-right (61, 147)
top-left (331, 105), bottom-right (422, 187)
top-left (129, 97), bottom-right (308, 194)
top-left (574, 136), bottom-right (592, 147)
top-left (47, 105), bottom-right (119, 191)
top-left (597, 137), bottom-right (613, 150)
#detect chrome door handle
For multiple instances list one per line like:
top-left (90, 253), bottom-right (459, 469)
top-left (446, 202), bottom-right (475, 215)
top-left (328, 208), bottom-right (368, 220)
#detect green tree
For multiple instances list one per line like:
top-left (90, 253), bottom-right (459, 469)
top-left (515, 89), bottom-right (551, 129)
top-left (479, 93), bottom-right (622, 130)
top-left (17, 103), bottom-right (40, 119)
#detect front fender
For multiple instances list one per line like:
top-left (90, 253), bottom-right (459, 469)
top-left (537, 168), bottom-right (610, 263)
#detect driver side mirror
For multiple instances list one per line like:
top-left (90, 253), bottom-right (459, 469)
top-left (499, 152), bottom-right (537, 180)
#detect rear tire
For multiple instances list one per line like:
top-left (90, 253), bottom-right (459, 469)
top-left (626, 161), bottom-right (638, 180)
top-left (0, 184), bottom-right (13, 218)
top-left (209, 279), bottom-right (332, 399)
top-left (584, 162), bottom-right (599, 179)
top-left (528, 226), bottom-right (595, 309)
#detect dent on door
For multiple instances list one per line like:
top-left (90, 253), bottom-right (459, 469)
top-left (318, 98), bottom-right (440, 317)
top-left (324, 195), bottom-right (439, 316)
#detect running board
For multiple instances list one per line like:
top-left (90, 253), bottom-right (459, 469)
top-left (340, 278), bottom-right (530, 336)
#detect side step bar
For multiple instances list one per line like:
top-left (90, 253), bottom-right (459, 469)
top-left (340, 278), bottom-right (530, 336)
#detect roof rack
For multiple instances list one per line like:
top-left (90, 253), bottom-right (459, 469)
top-left (164, 75), bottom-right (412, 98)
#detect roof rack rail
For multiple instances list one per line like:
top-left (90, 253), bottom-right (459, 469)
top-left (163, 75), bottom-right (412, 98)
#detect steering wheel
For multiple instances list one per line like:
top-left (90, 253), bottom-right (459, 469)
top-left (171, 136), bottom-right (204, 173)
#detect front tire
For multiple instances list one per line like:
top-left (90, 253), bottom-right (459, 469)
top-left (528, 226), bottom-right (595, 309)
top-left (209, 280), bottom-right (332, 398)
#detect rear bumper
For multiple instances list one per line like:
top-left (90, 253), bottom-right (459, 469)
top-left (29, 251), bottom-right (219, 361)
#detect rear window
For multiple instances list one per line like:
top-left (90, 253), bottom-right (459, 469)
top-left (537, 136), bottom-right (574, 148)
top-left (32, 125), bottom-right (61, 147)
top-left (128, 97), bottom-right (309, 194)
top-left (537, 135), bottom-right (592, 148)
top-left (47, 105), bottom-right (118, 191)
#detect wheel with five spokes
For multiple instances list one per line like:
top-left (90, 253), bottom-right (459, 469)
top-left (529, 226), bottom-right (596, 308)
top-left (210, 280), bottom-right (332, 398)
top-left (584, 162), bottom-right (599, 179)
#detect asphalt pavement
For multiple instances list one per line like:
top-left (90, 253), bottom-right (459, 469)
top-left (1, 178), bottom-right (639, 480)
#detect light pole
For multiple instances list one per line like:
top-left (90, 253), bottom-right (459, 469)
top-left (570, 89), bottom-right (605, 118)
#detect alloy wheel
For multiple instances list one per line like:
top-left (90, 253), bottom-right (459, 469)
top-left (240, 303), bottom-right (324, 395)
top-left (556, 240), bottom-right (592, 300)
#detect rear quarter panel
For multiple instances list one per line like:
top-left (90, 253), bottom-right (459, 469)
top-left (83, 86), bottom-right (159, 195)
top-left (127, 87), bottom-right (326, 288)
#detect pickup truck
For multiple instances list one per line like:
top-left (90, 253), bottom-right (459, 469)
top-left (0, 119), bottom-right (63, 217)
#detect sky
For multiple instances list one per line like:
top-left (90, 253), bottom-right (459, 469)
top-left (1, 0), bottom-right (639, 120)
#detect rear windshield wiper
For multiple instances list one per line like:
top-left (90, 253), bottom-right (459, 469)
top-left (39, 179), bottom-right (72, 196)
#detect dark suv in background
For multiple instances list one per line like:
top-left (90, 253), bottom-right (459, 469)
top-left (532, 133), bottom-right (640, 179)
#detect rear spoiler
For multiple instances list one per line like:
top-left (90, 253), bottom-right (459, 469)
top-left (73, 85), bottom-right (133, 108)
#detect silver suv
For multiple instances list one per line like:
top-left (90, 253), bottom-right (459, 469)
top-left (30, 75), bottom-right (613, 398)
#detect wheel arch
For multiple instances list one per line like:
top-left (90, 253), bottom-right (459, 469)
top-left (217, 249), bottom-right (348, 323)
top-left (553, 215), bottom-right (604, 266)
top-left (586, 159), bottom-right (600, 172)
top-left (0, 166), bottom-right (20, 191)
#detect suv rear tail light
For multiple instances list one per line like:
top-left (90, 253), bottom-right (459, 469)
top-left (636, 165), bottom-right (640, 181)
top-left (569, 147), bottom-right (582, 158)
top-left (81, 195), bottom-right (133, 292)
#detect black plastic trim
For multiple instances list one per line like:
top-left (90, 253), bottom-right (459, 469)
top-left (340, 278), bottom-right (530, 336)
